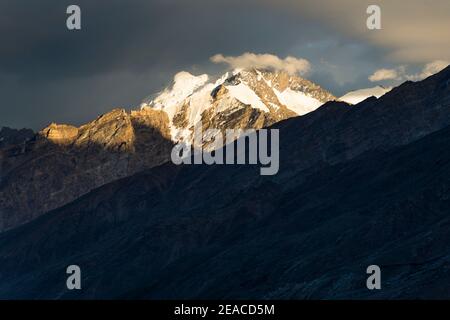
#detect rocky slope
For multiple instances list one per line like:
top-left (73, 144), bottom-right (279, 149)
top-left (0, 127), bottom-right (34, 149)
top-left (0, 108), bottom-right (173, 232)
top-left (0, 69), bottom-right (334, 232)
top-left (0, 66), bottom-right (448, 299)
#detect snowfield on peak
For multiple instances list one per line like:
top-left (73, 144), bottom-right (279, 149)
top-left (141, 69), bottom-right (336, 145)
top-left (340, 86), bottom-right (392, 105)
top-left (225, 82), bottom-right (269, 112)
top-left (145, 71), bottom-right (209, 120)
top-left (274, 88), bottom-right (323, 115)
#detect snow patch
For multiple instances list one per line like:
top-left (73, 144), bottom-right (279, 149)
top-left (145, 71), bottom-right (209, 121)
top-left (340, 86), bottom-right (391, 105)
top-left (275, 88), bottom-right (323, 115)
top-left (225, 83), bottom-right (269, 112)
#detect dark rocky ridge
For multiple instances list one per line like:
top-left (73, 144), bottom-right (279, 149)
top-left (0, 108), bottom-right (174, 232)
top-left (0, 127), bottom-right (34, 149)
top-left (0, 66), bottom-right (449, 299)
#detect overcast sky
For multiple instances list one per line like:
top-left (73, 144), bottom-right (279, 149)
top-left (1, 0), bottom-right (449, 130)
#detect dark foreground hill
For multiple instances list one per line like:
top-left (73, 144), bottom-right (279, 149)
top-left (0, 67), bottom-right (449, 299)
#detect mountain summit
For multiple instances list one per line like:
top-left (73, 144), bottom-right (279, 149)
top-left (0, 69), bottom-right (335, 232)
top-left (142, 69), bottom-right (335, 147)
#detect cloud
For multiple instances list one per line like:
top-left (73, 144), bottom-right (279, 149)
top-left (264, 0), bottom-right (450, 64)
top-left (368, 68), bottom-right (400, 82)
top-left (405, 60), bottom-right (449, 81)
top-left (2, 0), bottom-right (449, 130)
top-left (210, 52), bottom-right (311, 75)
top-left (369, 60), bottom-right (449, 83)
top-left (1, 0), bottom-right (322, 129)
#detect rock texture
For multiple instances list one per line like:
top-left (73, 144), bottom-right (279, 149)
top-left (0, 127), bottom-right (34, 149)
top-left (142, 68), bottom-right (336, 149)
top-left (0, 108), bottom-right (173, 232)
top-left (0, 66), bottom-right (449, 299)
top-left (0, 69), bottom-right (335, 232)
top-left (40, 124), bottom-right (79, 145)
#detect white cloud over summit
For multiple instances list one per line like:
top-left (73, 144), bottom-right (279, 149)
top-left (369, 60), bottom-right (449, 83)
top-left (405, 60), bottom-right (449, 81)
top-left (368, 68), bottom-right (402, 82)
top-left (211, 53), bottom-right (311, 75)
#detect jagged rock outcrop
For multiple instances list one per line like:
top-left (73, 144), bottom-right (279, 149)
top-left (40, 123), bottom-right (79, 145)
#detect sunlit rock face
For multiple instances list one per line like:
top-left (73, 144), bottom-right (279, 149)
top-left (40, 123), bottom-right (79, 145)
top-left (0, 108), bottom-right (173, 232)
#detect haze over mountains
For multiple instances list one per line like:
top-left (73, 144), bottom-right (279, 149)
top-left (0, 65), bottom-right (449, 298)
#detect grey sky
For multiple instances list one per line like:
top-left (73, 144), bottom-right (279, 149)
top-left (1, 0), bottom-right (449, 130)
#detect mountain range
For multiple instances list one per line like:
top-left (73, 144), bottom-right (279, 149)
top-left (0, 65), bottom-right (449, 299)
top-left (0, 69), bottom-right (334, 232)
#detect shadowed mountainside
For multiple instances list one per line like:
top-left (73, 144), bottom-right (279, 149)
top-left (0, 68), bottom-right (336, 232)
top-left (0, 108), bottom-right (174, 232)
top-left (0, 66), bottom-right (449, 299)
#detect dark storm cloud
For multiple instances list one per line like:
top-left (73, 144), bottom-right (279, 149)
top-left (0, 1), bottom-right (301, 128)
top-left (1, 0), bottom-right (320, 79)
top-left (4, 0), bottom-right (445, 130)
top-left (2, 0), bottom-right (351, 129)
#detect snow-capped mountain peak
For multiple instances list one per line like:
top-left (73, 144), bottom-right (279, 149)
top-left (339, 85), bottom-right (392, 105)
top-left (143, 71), bottom-right (209, 119)
top-left (141, 68), bottom-right (336, 147)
